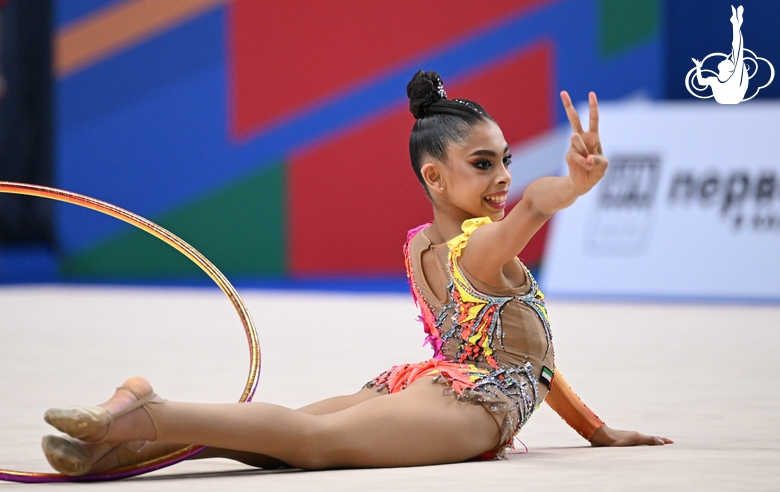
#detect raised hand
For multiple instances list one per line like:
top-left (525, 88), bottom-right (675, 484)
top-left (560, 91), bottom-right (608, 196)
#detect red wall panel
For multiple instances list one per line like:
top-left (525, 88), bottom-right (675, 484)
top-left (228, 0), bottom-right (550, 138)
top-left (289, 41), bottom-right (554, 274)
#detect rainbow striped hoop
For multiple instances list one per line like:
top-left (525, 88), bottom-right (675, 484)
top-left (0, 181), bottom-right (261, 483)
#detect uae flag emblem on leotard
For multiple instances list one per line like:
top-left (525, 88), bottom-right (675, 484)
top-left (540, 366), bottom-right (554, 388)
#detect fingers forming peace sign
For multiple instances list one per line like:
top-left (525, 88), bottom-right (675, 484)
top-left (560, 90), bottom-right (608, 195)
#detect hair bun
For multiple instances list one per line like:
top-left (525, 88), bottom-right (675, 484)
top-left (407, 70), bottom-right (447, 119)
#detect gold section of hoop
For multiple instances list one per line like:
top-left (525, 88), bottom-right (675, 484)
top-left (0, 181), bottom-right (260, 481)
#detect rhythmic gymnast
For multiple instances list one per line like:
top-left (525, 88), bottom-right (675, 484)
top-left (40, 70), bottom-right (672, 477)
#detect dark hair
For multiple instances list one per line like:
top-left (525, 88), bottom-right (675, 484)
top-left (407, 70), bottom-right (494, 195)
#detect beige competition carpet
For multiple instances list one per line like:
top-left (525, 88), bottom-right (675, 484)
top-left (1, 285), bottom-right (778, 491)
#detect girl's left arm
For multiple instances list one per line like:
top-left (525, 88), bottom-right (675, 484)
top-left (546, 368), bottom-right (673, 446)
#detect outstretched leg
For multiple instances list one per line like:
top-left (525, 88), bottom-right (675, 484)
top-left (48, 376), bottom-right (501, 471)
top-left (76, 382), bottom-right (389, 473)
top-left (189, 385), bottom-right (388, 469)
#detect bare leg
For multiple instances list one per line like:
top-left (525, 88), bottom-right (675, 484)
top-left (295, 385), bottom-right (386, 415)
top-left (60, 377), bottom-right (501, 470)
top-left (92, 384), bottom-right (388, 471)
top-left (189, 386), bottom-right (388, 468)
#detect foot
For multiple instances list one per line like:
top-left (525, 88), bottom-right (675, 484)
top-left (42, 435), bottom-right (187, 476)
top-left (44, 377), bottom-right (159, 443)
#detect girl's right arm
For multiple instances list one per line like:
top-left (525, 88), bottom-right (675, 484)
top-left (463, 91), bottom-right (608, 283)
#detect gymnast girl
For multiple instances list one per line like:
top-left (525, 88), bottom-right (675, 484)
top-left (40, 70), bottom-right (672, 476)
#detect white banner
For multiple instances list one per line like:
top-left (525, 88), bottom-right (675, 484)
top-left (544, 102), bottom-right (780, 301)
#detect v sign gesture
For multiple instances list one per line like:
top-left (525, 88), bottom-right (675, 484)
top-left (456, 91), bottom-right (610, 285)
top-left (561, 91), bottom-right (608, 196)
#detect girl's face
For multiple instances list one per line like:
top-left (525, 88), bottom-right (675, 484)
top-left (438, 120), bottom-right (512, 221)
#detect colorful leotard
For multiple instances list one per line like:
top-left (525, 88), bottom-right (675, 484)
top-left (366, 218), bottom-right (555, 457)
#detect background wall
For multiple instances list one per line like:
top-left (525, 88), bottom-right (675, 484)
top-left (1, 0), bottom-right (777, 291)
top-left (0, 0), bottom-right (54, 281)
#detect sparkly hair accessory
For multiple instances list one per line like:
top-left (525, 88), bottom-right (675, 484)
top-left (407, 70), bottom-right (491, 120)
top-left (436, 79), bottom-right (447, 99)
top-left (0, 181), bottom-right (261, 483)
top-left (452, 98), bottom-right (484, 116)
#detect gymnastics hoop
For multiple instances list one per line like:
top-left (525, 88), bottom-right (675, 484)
top-left (0, 181), bottom-right (261, 483)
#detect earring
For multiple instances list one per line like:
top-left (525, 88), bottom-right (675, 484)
top-left (439, 186), bottom-right (444, 191)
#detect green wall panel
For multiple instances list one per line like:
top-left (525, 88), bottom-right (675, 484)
top-left (598, 0), bottom-right (659, 57)
top-left (63, 164), bottom-right (287, 278)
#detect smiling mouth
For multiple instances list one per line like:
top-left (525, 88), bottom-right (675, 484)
top-left (484, 194), bottom-right (506, 209)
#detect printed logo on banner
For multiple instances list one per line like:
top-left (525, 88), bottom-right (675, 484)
top-left (685, 5), bottom-right (774, 104)
top-left (544, 103), bottom-right (780, 300)
top-left (669, 169), bottom-right (780, 232)
top-left (585, 155), bottom-right (661, 255)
